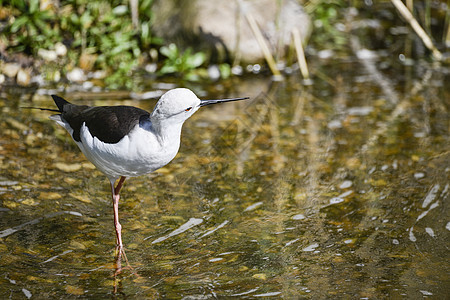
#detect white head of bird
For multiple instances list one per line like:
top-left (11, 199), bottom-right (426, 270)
top-left (150, 88), bottom-right (201, 124)
top-left (151, 88), bottom-right (248, 125)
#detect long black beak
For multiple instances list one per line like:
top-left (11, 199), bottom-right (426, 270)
top-left (200, 97), bottom-right (249, 107)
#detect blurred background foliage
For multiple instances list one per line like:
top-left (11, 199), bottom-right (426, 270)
top-left (1, 0), bottom-right (160, 88)
top-left (304, 0), bottom-right (348, 51)
top-left (0, 0), bottom-right (448, 89)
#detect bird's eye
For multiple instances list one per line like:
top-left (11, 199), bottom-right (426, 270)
top-left (185, 107), bottom-right (192, 112)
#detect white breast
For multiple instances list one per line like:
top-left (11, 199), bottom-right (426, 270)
top-left (74, 123), bottom-right (181, 181)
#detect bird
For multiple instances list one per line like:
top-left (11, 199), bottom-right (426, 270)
top-left (31, 88), bottom-right (249, 249)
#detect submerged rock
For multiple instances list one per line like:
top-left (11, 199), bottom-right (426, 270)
top-left (54, 162), bottom-right (82, 172)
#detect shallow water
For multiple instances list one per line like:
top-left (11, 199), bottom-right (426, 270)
top-left (1, 57), bottom-right (449, 298)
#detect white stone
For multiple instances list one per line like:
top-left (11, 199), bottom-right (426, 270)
top-left (17, 68), bottom-right (31, 86)
top-left (55, 42), bottom-right (67, 56)
top-left (66, 68), bottom-right (87, 82)
top-left (38, 48), bottom-right (57, 61)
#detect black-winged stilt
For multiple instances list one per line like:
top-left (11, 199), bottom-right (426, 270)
top-left (34, 88), bottom-right (248, 250)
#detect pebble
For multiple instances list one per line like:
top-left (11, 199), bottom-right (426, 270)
top-left (6, 117), bottom-right (29, 131)
top-left (70, 240), bottom-right (87, 250)
top-left (66, 68), bottom-right (87, 82)
top-left (81, 162), bottom-right (96, 170)
top-left (244, 201), bottom-right (263, 212)
top-left (65, 285), bottom-right (84, 295)
top-left (39, 192), bottom-right (62, 200)
top-left (356, 49), bottom-right (378, 60)
top-left (425, 227), bottom-right (435, 238)
top-left (55, 42), bottom-right (67, 56)
top-left (54, 162), bottom-right (82, 172)
top-left (69, 193), bottom-right (92, 203)
top-left (328, 119), bottom-right (342, 129)
top-left (17, 68), bottom-right (32, 86)
top-left (339, 180), bottom-right (353, 189)
top-left (3, 200), bottom-right (19, 209)
top-left (0, 180), bottom-right (19, 186)
top-left (292, 214), bottom-right (305, 220)
top-left (317, 49), bottom-right (334, 59)
top-left (38, 48), bottom-right (57, 61)
top-left (207, 65), bottom-right (221, 80)
top-left (2, 63), bottom-right (20, 77)
top-left (209, 257), bottom-right (223, 262)
top-left (254, 292), bottom-right (282, 297)
top-left (302, 243), bottom-right (319, 252)
top-left (21, 198), bottom-right (36, 206)
top-left (63, 177), bottom-right (78, 185)
top-left (414, 172), bottom-right (425, 179)
top-left (252, 273), bottom-right (267, 280)
top-left (91, 70), bottom-right (107, 79)
top-left (347, 106), bottom-right (374, 116)
top-left (22, 288), bottom-right (32, 299)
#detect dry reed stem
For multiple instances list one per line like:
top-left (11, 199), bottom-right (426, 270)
top-left (445, 10), bottom-right (450, 46)
top-left (406, 0), bottom-right (414, 11)
top-left (245, 13), bottom-right (283, 79)
top-left (391, 0), bottom-right (442, 60)
top-left (292, 28), bottom-right (310, 80)
top-left (129, 0), bottom-right (139, 29)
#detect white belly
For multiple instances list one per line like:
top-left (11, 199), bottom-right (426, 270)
top-left (76, 123), bottom-right (180, 181)
top-left (50, 115), bottom-right (182, 181)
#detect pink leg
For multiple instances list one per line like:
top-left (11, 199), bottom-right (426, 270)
top-left (110, 176), bottom-right (126, 248)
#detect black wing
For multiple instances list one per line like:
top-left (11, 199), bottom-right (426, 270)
top-left (52, 95), bottom-right (150, 144)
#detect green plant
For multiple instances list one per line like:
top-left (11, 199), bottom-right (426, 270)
top-left (3, 0), bottom-right (60, 54)
top-left (305, 0), bottom-right (347, 51)
top-left (0, 0), bottom-right (232, 89)
top-left (58, 0), bottom-right (156, 88)
top-left (1, 0), bottom-right (161, 88)
top-left (159, 43), bottom-right (207, 81)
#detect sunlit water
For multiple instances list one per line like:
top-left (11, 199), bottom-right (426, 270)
top-left (1, 58), bottom-right (449, 298)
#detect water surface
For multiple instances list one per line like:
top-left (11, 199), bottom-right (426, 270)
top-left (0, 58), bottom-right (449, 298)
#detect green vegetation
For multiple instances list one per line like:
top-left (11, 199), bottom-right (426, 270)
top-left (304, 0), bottom-right (348, 51)
top-left (159, 43), bottom-right (207, 81)
top-left (0, 0), bottom-right (447, 89)
top-left (5, 0), bottom-right (59, 52)
top-left (2, 0), bottom-right (155, 88)
top-left (1, 0), bottom-right (225, 88)
top-left (1, 0), bottom-right (163, 88)
top-left (59, 0), bottom-right (158, 88)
